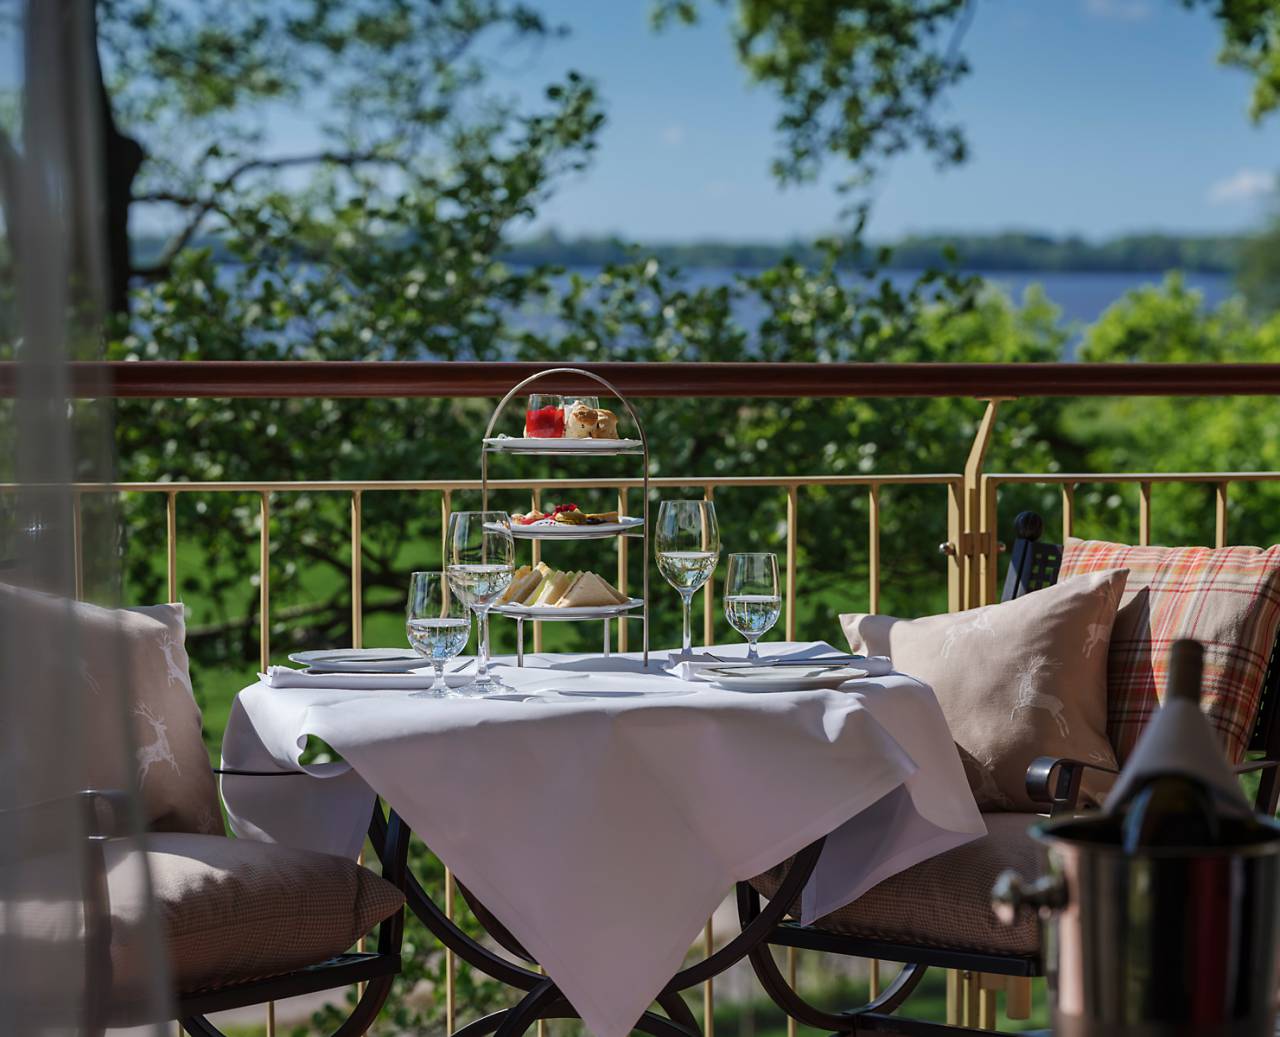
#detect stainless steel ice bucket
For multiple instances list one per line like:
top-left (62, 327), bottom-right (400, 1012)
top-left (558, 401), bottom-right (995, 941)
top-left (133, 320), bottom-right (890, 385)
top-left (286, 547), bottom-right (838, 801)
top-left (992, 814), bottom-right (1280, 1037)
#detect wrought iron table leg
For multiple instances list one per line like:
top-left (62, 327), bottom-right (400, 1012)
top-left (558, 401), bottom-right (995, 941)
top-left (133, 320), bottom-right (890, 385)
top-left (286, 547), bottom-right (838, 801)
top-left (658, 990), bottom-right (700, 1033)
top-left (402, 834), bottom-right (827, 1037)
top-left (735, 879), bottom-right (926, 1034)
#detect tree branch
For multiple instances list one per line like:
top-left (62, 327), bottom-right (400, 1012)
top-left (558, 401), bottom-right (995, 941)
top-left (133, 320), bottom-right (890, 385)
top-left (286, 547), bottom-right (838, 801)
top-left (131, 150), bottom-right (403, 281)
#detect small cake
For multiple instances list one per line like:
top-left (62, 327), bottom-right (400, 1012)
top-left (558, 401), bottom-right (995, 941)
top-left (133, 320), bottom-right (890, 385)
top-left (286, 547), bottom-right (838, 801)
top-left (594, 408), bottom-right (618, 438)
top-left (564, 402), bottom-right (598, 439)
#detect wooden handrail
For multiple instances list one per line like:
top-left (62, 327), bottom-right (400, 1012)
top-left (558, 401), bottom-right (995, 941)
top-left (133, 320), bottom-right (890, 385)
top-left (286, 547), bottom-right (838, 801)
top-left (5, 361), bottom-right (1280, 399)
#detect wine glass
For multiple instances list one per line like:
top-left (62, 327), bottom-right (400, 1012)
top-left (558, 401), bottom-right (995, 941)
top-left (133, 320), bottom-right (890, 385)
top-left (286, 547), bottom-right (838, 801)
top-left (446, 511), bottom-right (514, 695)
top-left (405, 572), bottom-right (471, 698)
top-left (724, 553), bottom-right (780, 662)
top-left (656, 499), bottom-right (720, 661)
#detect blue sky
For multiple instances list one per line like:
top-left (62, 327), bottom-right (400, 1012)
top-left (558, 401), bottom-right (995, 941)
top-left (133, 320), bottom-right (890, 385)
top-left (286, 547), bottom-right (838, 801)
top-left (490, 0), bottom-right (1280, 241)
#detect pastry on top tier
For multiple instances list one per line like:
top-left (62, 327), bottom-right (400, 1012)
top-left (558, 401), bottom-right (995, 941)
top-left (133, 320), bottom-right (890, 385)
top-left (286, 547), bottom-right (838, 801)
top-left (564, 402), bottom-right (598, 438)
top-left (594, 408), bottom-right (619, 438)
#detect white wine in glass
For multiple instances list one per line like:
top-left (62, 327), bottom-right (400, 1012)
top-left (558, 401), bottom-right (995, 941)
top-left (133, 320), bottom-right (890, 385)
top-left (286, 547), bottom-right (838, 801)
top-left (724, 552), bottom-right (780, 661)
top-left (445, 511), bottom-right (514, 695)
top-left (656, 499), bottom-right (720, 661)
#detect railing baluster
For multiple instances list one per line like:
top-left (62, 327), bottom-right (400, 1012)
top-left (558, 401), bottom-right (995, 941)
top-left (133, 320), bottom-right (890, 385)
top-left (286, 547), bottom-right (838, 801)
top-left (1061, 483), bottom-right (1075, 540)
top-left (72, 491), bottom-right (83, 601)
top-left (445, 867), bottom-right (456, 1034)
top-left (946, 479), bottom-right (963, 613)
top-left (868, 484), bottom-right (881, 614)
top-left (786, 947), bottom-right (797, 1037)
top-left (785, 486), bottom-right (798, 640)
top-left (531, 488), bottom-right (543, 655)
top-left (704, 918), bottom-right (715, 1037)
top-left (351, 491), bottom-right (363, 649)
top-left (1216, 482), bottom-right (1229, 547)
top-left (703, 485), bottom-right (715, 646)
top-left (165, 491), bottom-right (177, 602)
top-left (350, 490), bottom-right (366, 993)
top-left (617, 486), bottom-right (629, 653)
top-left (259, 492), bottom-right (270, 672)
top-left (1138, 481), bottom-right (1152, 546)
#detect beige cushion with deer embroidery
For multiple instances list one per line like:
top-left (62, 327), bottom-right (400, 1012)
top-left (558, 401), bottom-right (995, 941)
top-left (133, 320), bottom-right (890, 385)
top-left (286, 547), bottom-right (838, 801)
top-left (840, 569), bottom-right (1128, 812)
top-left (0, 584), bottom-right (222, 834)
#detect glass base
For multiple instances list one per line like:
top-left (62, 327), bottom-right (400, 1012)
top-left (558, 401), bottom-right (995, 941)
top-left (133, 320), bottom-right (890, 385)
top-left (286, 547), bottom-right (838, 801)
top-left (409, 684), bottom-right (460, 699)
top-left (454, 672), bottom-right (511, 697)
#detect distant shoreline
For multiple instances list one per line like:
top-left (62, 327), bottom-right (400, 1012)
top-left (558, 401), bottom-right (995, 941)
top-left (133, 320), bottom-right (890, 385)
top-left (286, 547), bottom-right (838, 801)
top-left (500, 231), bottom-right (1242, 275)
top-left (130, 230), bottom-right (1245, 276)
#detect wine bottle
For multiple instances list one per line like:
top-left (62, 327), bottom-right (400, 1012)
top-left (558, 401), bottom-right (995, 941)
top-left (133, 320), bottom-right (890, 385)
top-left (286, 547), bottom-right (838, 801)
top-left (1118, 640), bottom-right (1222, 852)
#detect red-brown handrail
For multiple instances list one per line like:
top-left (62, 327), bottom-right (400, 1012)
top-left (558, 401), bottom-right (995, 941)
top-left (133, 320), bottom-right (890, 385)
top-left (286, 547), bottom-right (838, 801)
top-left (4, 361), bottom-right (1280, 399)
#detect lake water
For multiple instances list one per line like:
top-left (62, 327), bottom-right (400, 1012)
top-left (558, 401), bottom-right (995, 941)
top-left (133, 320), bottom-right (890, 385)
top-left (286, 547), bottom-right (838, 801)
top-left (533, 266), bottom-right (1236, 357)
top-left (636, 267), bottom-right (1236, 327)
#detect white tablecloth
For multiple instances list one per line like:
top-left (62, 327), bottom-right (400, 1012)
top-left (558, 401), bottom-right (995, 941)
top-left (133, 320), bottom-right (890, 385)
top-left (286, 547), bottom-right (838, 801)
top-left (220, 641), bottom-right (984, 1037)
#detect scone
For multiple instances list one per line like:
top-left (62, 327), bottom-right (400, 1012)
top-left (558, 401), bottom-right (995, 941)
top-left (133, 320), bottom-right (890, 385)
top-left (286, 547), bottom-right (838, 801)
top-left (564, 402), bottom-right (598, 438)
top-left (594, 408), bottom-right (619, 438)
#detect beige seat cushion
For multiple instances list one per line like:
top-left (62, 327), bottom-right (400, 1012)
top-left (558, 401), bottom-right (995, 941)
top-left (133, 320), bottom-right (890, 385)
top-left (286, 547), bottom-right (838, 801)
top-left (842, 569), bottom-right (1128, 811)
top-left (751, 814), bottom-right (1045, 956)
top-left (106, 833), bottom-right (405, 994)
top-left (0, 584), bottom-right (222, 835)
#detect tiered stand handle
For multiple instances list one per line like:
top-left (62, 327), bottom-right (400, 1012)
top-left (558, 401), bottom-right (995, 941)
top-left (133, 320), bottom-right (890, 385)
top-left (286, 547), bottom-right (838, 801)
top-left (479, 367), bottom-right (650, 664)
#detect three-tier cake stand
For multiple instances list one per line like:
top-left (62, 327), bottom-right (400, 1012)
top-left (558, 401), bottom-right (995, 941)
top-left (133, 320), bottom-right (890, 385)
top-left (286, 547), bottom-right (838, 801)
top-left (479, 368), bottom-right (649, 665)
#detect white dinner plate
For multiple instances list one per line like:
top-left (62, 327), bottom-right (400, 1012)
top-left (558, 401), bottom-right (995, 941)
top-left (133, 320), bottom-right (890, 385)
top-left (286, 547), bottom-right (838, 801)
top-left (508, 516), bottom-right (643, 539)
top-left (493, 597), bottom-right (644, 620)
top-left (483, 436), bottom-right (642, 453)
top-left (287, 648), bottom-right (425, 673)
top-left (703, 663), bottom-right (870, 692)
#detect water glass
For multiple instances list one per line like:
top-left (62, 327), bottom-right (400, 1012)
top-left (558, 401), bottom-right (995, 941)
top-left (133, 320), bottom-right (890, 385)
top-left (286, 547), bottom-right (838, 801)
top-left (446, 511), bottom-right (514, 694)
top-left (656, 499), bottom-right (720, 661)
top-left (406, 571), bottom-right (470, 697)
top-left (724, 553), bottom-right (780, 661)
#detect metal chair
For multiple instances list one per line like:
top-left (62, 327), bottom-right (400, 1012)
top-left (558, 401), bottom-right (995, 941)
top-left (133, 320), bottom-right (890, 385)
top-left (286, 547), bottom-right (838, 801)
top-left (736, 511), bottom-right (1280, 1035)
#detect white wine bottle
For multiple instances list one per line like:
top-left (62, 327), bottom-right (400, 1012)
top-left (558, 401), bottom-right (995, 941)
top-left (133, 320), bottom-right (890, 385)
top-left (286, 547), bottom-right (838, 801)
top-left (1120, 642), bottom-right (1220, 850)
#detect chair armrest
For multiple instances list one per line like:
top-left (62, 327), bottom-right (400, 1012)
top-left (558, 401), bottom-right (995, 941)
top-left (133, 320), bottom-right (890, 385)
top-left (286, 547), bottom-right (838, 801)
top-left (214, 767), bottom-right (306, 776)
top-left (1027, 756), bottom-right (1119, 817)
top-left (0, 789), bottom-right (133, 863)
top-left (1233, 759), bottom-right (1280, 775)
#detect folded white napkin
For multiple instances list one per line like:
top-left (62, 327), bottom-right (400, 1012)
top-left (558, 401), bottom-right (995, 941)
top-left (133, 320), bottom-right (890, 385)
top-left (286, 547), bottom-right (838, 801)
top-left (666, 646), bottom-right (893, 682)
top-left (261, 666), bottom-right (449, 691)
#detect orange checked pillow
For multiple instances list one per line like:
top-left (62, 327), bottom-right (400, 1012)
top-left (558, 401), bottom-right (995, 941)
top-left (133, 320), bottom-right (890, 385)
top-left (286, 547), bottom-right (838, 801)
top-left (1059, 538), bottom-right (1280, 764)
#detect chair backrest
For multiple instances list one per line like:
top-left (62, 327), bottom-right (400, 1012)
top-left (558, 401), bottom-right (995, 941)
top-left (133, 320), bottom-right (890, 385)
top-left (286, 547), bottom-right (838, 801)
top-left (1000, 511), bottom-right (1062, 602)
top-left (1002, 512), bottom-right (1280, 765)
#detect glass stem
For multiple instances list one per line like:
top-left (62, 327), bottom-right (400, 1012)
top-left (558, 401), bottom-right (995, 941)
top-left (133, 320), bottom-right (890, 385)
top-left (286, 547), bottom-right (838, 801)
top-left (432, 659), bottom-right (447, 694)
top-left (747, 636), bottom-right (760, 661)
top-left (681, 590), bottom-right (693, 658)
top-left (477, 606), bottom-right (491, 678)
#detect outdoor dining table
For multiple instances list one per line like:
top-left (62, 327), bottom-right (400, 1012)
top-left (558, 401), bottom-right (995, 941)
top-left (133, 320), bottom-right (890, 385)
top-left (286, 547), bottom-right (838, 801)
top-left (220, 640), bottom-right (986, 1037)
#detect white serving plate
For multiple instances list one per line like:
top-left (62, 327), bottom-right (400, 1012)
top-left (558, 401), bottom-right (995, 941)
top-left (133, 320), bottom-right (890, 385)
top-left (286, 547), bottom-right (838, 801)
top-left (287, 648), bottom-right (425, 673)
top-left (483, 436), bottom-right (643, 455)
top-left (508, 516), bottom-right (643, 539)
top-left (703, 663), bottom-right (870, 692)
top-left (493, 596), bottom-right (644, 620)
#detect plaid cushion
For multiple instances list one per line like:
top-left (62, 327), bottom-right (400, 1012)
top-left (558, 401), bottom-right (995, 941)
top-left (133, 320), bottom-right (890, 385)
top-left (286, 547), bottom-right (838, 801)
top-left (1059, 538), bottom-right (1280, 764)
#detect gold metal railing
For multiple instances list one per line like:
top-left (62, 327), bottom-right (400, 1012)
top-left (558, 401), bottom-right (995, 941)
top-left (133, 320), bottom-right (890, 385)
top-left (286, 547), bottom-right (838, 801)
top-left (14, 380), bottom-right (1280, 1032)
top-left (34, 469), bottom-right (963, 1036)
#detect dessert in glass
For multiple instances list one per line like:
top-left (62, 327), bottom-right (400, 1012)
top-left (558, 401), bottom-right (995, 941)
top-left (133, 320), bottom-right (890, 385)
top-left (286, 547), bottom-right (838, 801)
top-left (524, 394), bottom-right (564, 438)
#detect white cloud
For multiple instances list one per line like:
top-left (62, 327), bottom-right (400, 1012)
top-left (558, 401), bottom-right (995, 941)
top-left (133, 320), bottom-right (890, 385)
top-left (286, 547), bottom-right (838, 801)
top-left (1084, 0), bottom-right (1152, 20)
top-left (661, 124), bottom-right (686, 147)
top-left (1208, 168), bottom-right (1277, 205)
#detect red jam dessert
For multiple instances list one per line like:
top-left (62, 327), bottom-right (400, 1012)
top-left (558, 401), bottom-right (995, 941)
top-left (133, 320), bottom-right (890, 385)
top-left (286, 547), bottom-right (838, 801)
top-left (525, 403), bottom-right (564, 438)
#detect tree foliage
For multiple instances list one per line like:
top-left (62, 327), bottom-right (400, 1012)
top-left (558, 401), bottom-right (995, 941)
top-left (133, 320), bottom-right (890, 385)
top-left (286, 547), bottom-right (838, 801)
top-left (654, 0), bottom-right (974, 190)
top-left (15, 1), bottom-right (1280, 1030)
